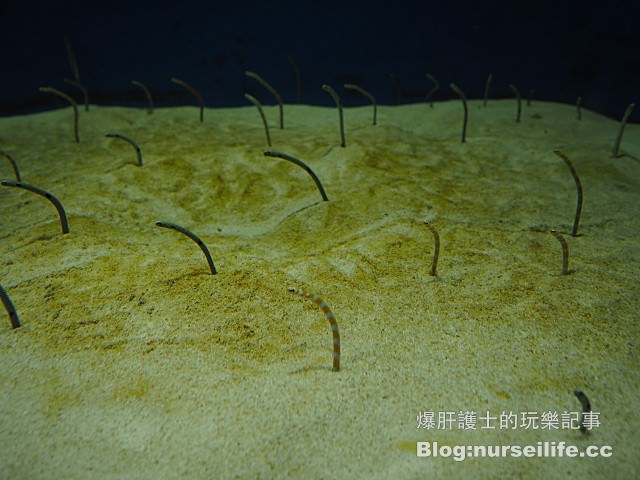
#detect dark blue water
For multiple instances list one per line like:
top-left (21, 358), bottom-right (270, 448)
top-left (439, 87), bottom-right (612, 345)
top-left (1, 0), bottom-right (638, 120)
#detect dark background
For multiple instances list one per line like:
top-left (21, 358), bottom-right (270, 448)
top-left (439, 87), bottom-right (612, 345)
top-left (1, 0), bottom-right (638, 120)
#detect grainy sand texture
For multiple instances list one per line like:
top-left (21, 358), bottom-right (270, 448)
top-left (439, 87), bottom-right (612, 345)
top-left (1, 101), bottom-right (639, 479)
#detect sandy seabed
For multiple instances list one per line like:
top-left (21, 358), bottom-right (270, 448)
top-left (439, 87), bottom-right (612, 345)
top-left (0, 100), bottom-right (639, 479)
